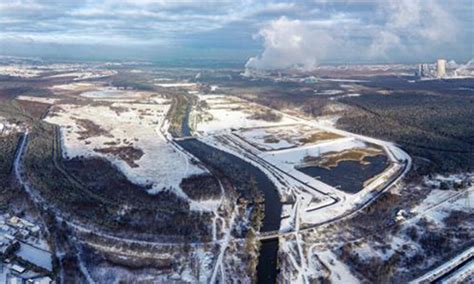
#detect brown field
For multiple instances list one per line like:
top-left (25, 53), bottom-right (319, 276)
top-left (247, 109), bottom-right (282, 122)
top-left (302, 147), bottom-right (383, 169)
top-left (298, 131), bottom-right (342, 144)
top-left (15, 100), bottom-right (51, 119)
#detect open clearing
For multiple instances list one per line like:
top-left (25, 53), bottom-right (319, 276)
top-left (45, 100), bottom-right (206, 195)
top-left (235, 124), bottom-right (343, 151)
top-left (192, 94), bottom-right (299, 134)
top-left (262, 137), bottom-right (369, 167)
top-left (80, 87), bottom-right (154, 100)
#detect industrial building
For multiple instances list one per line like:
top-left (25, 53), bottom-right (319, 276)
top-left (437, 59), bottom-right (447, 78)
top-left (416, 59), bottom-right (451, 79)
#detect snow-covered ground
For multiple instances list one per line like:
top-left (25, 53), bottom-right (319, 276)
top-left (49, 82), bottom-right (99, 92)
top-left (46, 69), bottom-right (116, 81)
top-left (313, 89), bottom-right (344, 95)
top-left (410, 247), bottom-right (474, 284)
top-left (234, 124), bottom-right (342, 151)
top-left (155, 82), bottom-right (198, 88)
top-left (329, 93), bottom-right (361, 101)
top-left (192, 94), bottom-right (299, 135)
top-left (0, 65), bottom-right (43, 78)
top-left (279, 180), bottom-right (473, 283)
top-left (16, 95), bottom-right (59, 104)
top-left (44, 101), bottom-right (206, 196)
top-left (80, 87), bottom-right (151, 99)
top-left (262, 137), bottom-right (366, 167)
top-left (317, 250), bottom-right (361, 283)
top-left (236, 127), bottom-right (295, 150)
top-left (410, 179), bottom-right (474, 225)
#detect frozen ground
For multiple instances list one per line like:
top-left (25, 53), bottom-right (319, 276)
top-left (44, 101), bottom-right (206, 196)
top-left (313, 89), bottom-right (344, 96)
top-left (45, 69), bottom-right (116, 81)
top-left (317, 250), bottom-right (360, 283)
top-left (410, 179), bottom-right (474, 225)
top-left (192, 94), bottom-right (299, 135)
top-left (80, 87), bottom-right (152, 99)
top-left (0, 65), bottom-right (43, 78)
top-left (261, 137), bottom-right (367, 167)
top-left (155, 82), bottom-right (198, 88)
top-left (16, 95), bottom-right (59, 104)
top-left (234, 124), bottom-right (342, 151)
top-left (49, 82), bottom-right (100, 92)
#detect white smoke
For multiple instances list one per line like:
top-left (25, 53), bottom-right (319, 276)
top-left (454, 59), bottom-right (474, 76)
top-left (245, 17), bottom-right (337, 71)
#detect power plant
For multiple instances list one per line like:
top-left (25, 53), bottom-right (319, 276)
top-left (414, 58), bottom-right (473, 79)
top-left (437, 59), bottom-right (447, 78)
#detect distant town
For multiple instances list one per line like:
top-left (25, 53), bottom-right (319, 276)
top-left (0, 214), bottom-right (53, 284)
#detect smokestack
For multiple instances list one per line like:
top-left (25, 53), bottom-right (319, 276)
top-left (437, 59), bottom-right (447, 78)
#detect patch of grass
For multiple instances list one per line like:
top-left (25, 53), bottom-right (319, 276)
top-left (167, 93), bottom-right (194, 137)
top-left (73, 118), bottom-right (113, 140)
top-left (263, 136), bottom-right (280, 144)
top-left (14, 100), bottom-right (51, 119)
top-left (248, 109), bottom-right (282, 122)
top-left (298, 131), bottom-right (342, 144)
top-left (302, 147), bottom-right (383, 169)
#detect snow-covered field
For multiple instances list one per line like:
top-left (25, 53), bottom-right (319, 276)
top-left (155, 82), bottom-right (198, 88)
top-left (317, 250), bottom-right (361, 283)
top-left (0, 65), bottom-right (43, 78)
top-left (410, 179), bottom-right (474, 225)
top-left (80, 87), bottom-right (150, 99)
top-left (313, 89), bottom-right (344, 95)
top-left (49, 82), bottom-right (99, 92)
top-left (45, 101), bottom-right (206, 196)
top-left (46, 69), bottom-right (116, 81)
top-left (17, 95), bottom-right (59, 104)
top-left (192, 94), bottom-right (299, 135)
top-left (234, 124), bottom-right (342, 151)
top-left (261, 137), bottom-right (367, 167)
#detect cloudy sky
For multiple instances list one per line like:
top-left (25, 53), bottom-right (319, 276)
top-left (0, 0), bottom-right (472, 68)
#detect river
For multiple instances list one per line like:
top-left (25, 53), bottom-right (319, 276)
top-left (176, 138), bottom-right (281, 283)
top-left (177, 97), bottom-right (281, 282)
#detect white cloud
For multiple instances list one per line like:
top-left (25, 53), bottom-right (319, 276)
top-left (369, 0), bottom-right (459, 57)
